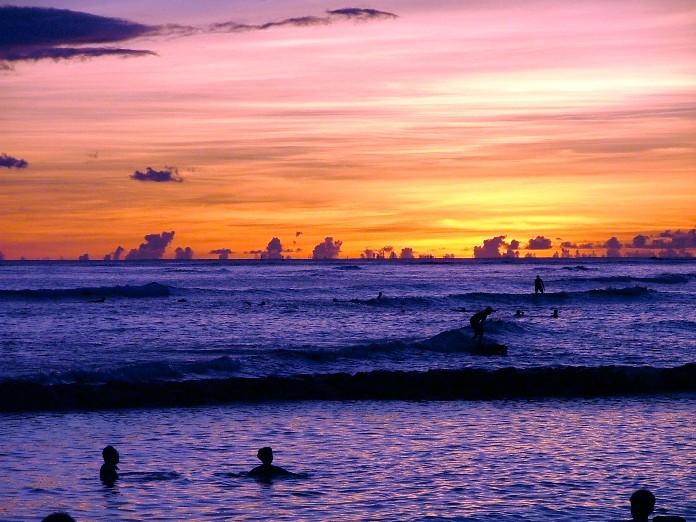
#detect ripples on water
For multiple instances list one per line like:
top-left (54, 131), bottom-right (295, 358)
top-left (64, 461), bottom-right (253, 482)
top-left (0, 398), bottom-right (694, 521)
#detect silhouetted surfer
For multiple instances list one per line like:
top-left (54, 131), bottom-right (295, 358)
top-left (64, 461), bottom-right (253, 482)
top-left (249, 447), bottom-right (294, 481)
top-left (514, 309), bottom-right (524, 317)
top-left (551, 308), bottom-right (559, 318)
top-left (534, 275), bottom-right (545, 294)
top-left (376, 291), bottom-right (384, 300)
top-left (470, 306), bottom-right (494, 344)
top-left (100, 445), bottom-right (119, 485)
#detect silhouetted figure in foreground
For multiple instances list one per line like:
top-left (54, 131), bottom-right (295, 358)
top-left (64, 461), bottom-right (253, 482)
top-left (100, 445), bottom-right (119, 485)
top-left (551, 308), bottom-right (559, 318)
top-left (42, 514), bottom-right (76, 522)
top-left (625, 488), bottom-right (686, 522)
top-left (628, 489), bottom-right (655, 522)
top-left (470, 306), bottom-right (495, 344)
top-left (249, 447), bottom-right (294, 481)
top-left (534, 275), bottom-right (545, 294)
top-left (514, 309), bottom-right (524, 318)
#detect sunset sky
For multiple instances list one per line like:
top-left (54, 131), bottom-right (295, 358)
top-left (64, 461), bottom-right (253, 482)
top-left (1, 0), bottom-right (695, 259)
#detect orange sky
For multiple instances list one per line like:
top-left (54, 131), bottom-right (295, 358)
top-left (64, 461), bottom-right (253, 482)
top-left (1, 0), bottom-right (695, 259)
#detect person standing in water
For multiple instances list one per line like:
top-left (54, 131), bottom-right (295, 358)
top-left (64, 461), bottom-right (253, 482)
top-left (534, 275), bottom-right (545, 294)
top-left (470, 306), bottom-right (495, 344)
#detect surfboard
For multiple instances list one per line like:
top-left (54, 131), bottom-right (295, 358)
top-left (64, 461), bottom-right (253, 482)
top-left (467, 343), bottom-right (508, 356)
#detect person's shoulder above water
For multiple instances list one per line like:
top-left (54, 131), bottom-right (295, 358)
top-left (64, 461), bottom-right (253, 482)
top-left (42, 513), bottom-right (76, 522)
top-left (249, 463), bottom-right (294, 478)
top-left (248, 446), bottom-right (295, 480)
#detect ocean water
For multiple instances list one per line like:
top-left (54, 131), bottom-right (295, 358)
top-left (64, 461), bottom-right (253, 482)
top-left (1, 259), bottom-right (694, 520)
top-left (0, 259), bottom-right (695, 383)
top-left (1, 398), bottom-right (694, 521)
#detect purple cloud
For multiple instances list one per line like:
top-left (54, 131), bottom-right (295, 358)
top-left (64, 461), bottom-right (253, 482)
top-left (473, 236), bottom-right (519, 259)
top-left (210, 248), bottom-right (232, 260)
top-left (209, 8), bottom-right (397, 33)
top-left (259, 237), bottom-right (284, 260)
top-left (400, 247), bottom-right (414, 259)
top-left (0, 6), bottom-right (155, 66)
top-left (605, 236), bottom-right (622, 257)
top-left (0, 153), bottom-right (28, 169)
top-left (1, 6), bottom-right (397, 68)
top-left (527, 236), bottom-right (552, 250)
top-left (125, 231), bottom-right (175, 260)
top-left (175, 246), bottom-right (194, 260)
top-left (313, 237), bottom-right (343, 259)
top-left (103, 246), bottom-right (125, 261)
top-left (130, 166), bottom-right (182, 183)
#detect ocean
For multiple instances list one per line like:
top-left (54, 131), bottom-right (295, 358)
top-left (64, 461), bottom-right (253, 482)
top-left (0, 259), bottom-right (694, 520)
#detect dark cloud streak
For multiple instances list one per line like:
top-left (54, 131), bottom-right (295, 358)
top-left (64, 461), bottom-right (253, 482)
top-left (130, 166), bottom-right (182, 183)
top-left (0, 153), bottom-right (28, 169)
top-left (1, 6), bottom-right (397, 67)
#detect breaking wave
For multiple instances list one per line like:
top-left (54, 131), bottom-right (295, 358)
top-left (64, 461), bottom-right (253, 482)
top-left (0, 282), bottom-right (170, 300)
top-left (2, 364), bottom-right (693, 412)
top-left (569, 274), bottom-right (692, 285)
top-left (449, 286), bottom-right (654, 303)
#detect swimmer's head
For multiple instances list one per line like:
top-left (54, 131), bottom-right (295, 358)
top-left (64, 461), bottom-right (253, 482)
top-left (630, 489), bottom-right (655, 520)
top-left (485, 306), bottom-right (494, 314)
top-left (257, 447), bottom-right (274, 465)
top-left (42, 514), bottom-right (76, 522)
top-left (102, 445), bottom-right (119, 466)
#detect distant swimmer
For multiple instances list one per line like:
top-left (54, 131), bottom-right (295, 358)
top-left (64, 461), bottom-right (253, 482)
top-left (534, 275), bottom-right (545, 294)
top-left (469, 306), bottom-right (495, 344)
top-left (249, 447), bottom-right (294, 481)
top-left (514, 309), bottom-right (524, 318)
top-left (100, 445), bottom-right (119, 485)
top-left (42, 514), bottom-right (76, 522)
top-left (376, 291), bottom-right (384, 300)
top-left (551, 308), bottom-right (559, 318)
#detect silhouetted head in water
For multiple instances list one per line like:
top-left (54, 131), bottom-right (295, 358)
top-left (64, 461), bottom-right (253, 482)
top-left (257, 446), bottom-right (273, 465)
top-left (377, 291), bottom-right (384, 300)
top-left (551, 308), bottom-right (559, 318)
top-left (249, 446), bottom-right (294, 481)
top-left (515, 309), bottom-right (524, 317)
top-left (100, 445), bottom-right (119, 484)
top-left (630, 489), bottom-right (655, 521)
top-left (42, 514), bottom-right (76, 522)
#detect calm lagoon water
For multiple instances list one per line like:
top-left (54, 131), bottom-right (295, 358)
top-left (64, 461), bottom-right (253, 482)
top-left (1, 397), bottom-right (694, 521)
